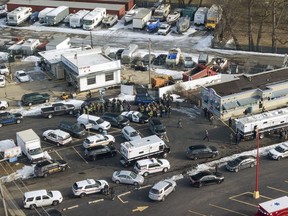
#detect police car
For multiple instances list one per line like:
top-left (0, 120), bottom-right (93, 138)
top-left (72, 179), bottom-right (109, 197)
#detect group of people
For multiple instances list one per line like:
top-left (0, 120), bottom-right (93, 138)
top-left (137, 100), bottom-right (172, 119)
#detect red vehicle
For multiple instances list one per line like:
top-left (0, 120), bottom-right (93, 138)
top-left (255, 196), bottom-right (288, 216)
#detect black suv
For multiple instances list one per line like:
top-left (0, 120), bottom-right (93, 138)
top-left (84, 145), bottom-right (117, 161)
top-left (34, 159), bottom-right (68, 178)
top-left (186, 144), bottom-right (218, 160)
top-left (189, 171), bottom-right (224, 188)
top-left (0, 112), bottom-right (23, 127)
top-left (58, 120), bottom-right (86, 138)
top-left (21, 92), bottom-right (50, 106)
top-left (149, 118), bottom-right (166, 138)
top-left (101, 112), bottom-right (130, 128)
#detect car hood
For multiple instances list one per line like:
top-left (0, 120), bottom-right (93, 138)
top-left (269, 149), bottom-right (281, 156)
top-left (226, 160), bottom-right (239, 168)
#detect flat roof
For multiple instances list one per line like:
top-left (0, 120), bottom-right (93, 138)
top-left (62, 48), bottom-right (111, 68)
top-left (209, 68), bottom-right (288, 97)
top-left (8, 0), bottom-right (124, 10)
top-left (39, 47), bottom-right (81, 64)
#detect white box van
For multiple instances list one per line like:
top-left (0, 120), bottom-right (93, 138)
top-left (77, 114), bottom-right (111, 133)
top-left (23, 189), bottom-right (63, 209)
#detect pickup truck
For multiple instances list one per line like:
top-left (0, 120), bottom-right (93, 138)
top-left (34, 159), bottom-right (68, 178)
top-left (41, 103), bottom-right (75, 118)
top-left (0, 112), bottom-right (23, 127)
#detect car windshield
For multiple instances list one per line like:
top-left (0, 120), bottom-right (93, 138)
top-left (116, 115), bottom-right (125, 121)
top-left (130, 131), bottom-right (138, 137)
top-left (150, 188), bottom-right (160, 194)
top-left (96, 118), bottom-right (104, 124)
top-left (28, 148), bottom-right (43, 155)
top-left (95, 180), bottom-right (101, 186)
top-left (275, 146), bottom-right (285, 153)
top-left (84, 138), bottom-right (92, 144)
top-left (233, 158), bottom-right (242, 165)
top-left (47, 191), bottom-right (52, 197)
top-left (129, 171), bottom-right (137, 179)
top-left (19, 73), bottom-right (27, 77)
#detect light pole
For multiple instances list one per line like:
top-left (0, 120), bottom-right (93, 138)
top-left (8, 52), bottom-right (13, 81)
top-left (253, 128), bottom-right (260, 199)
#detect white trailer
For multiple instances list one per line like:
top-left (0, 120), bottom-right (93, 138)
top-left (133, 8), bottom-right (152, 29)
top-left (121, 43), bottom-right (138, 64)
top-left (16, 129), bottom-right (45, 163)
top-left (194, 7), bottom-right (209, 26)
top-left (69, 9), bottom-right (90, 28)
top-left (119, 135), bottom-right (170, 167)
top-left (205, 4), bottom-right (222, 30)
top-left (153, 3), bottom-right (171, 21)
top-left (82, 8), bottom-right (106, 30)
top-left (6, 7), bottom-right (32, 26)
top-left (38, 7), bottom-right (55, 24)
top-left (45, 6), bottom-right (69, 26)
top-left (235, 107), bottom-right (288, 140)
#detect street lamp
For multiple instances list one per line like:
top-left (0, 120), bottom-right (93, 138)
top-left (253, 127), bottom-right (260, 199)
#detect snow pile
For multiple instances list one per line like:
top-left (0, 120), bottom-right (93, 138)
top-left (0, 52), bottom-right (8, 61)
top-left (16, 165), bottom-right (35, 180)
top-left (23, 56), bottom-right (41, 62)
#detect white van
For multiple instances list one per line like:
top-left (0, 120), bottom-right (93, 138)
top-left (23, 189), bottom-right (63, 209)
top-left (77, 114), bottom-right (111, 133)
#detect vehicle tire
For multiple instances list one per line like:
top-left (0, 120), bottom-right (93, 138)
top-left (61, 167), bottom-right (66, 172)
top-left (277, 156), bottom-right (282, 161)
top-left (234, 168), bottom-right (239, 173)
top-left (43, 173), bottom-right (48, 178)
top-left (0, 106), bottom-right (5, 110)
top-left (109, 142), bottom-right (113, 146)
top-left (43, 136), bottom-right (47, 141)
top-left (48, 114), bottom-right (53, 119)
top-left (162, 196), bottom-right (166, 201)
top-left (163, 168), bottom-right (168, 173)
top-left (93, 155), bottom-right (97, 161)
top-left (140, 120), bottom-right (144, 124)
top-left (57, 143), bottom-right (60, 147)
top-left (133, 182), bottom-right (139, 187)
top-left (217, 180), bottom-right (222, 184)
top-left (250, 163), bottom-right (255, 168)
top-left (28, 103), bottom-right (32, 106)
top-left (80, 193), bottom-right (85, 198)
top-left (16, 119), bottom-right (21, 124)
top-left (30, 204), bottom-right (36, 210)
top-left (80, 124), bottom-right (86, 129)
top-left (98, 128), bottom-right (103, 133)
top-left (115, 180), bottom-right (120, 184)
top-left (143, 172), bottom-right (149, 177)
top-left (259, 133), bottom-right (264, 139)
top-left (52, 200), bottom-right (59, 206)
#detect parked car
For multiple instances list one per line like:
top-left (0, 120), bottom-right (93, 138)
top-left (58, 120), bottom-right (86, 138)
top-left (0, 100), bottom-right (8, 110)
top-left (149, 118), bottom-right (166, 138)
top-left (42, 129), bottom-right (72, 146)
top-left (0, 64), bottom-right (9, 75)
top-left (112, 170), bottom-right (144, 186)
top-left (34, 159), bottom-right (68, 178)
top-left (0, 112), bottom-right (23, 127)
top-left (268, 142), bottom-right (288, 160)
top-left (121, 111), bottom-right (149, 124)
top-left (15, 70), bottom-right (30, 82)
top-left (121, 125), bottom-right (141, 141)
top-left (158, 23), bottom-right (171, 35)
top-left (41, 103), bottom-right (75, 118)
top-left (23, 189), bottom-right (63, 209)
top-left (77, 114), bottom-right (111, 133)
top-left (101, 112), bottom-right (130, 128)
top-left (134, 158), bottom-right (170, 176)
top-left (72, 179), bottom-right (109, 197)
top-left (84, 145), bottom-right (117, 161)
top-left (184, 56), bottom-right (196, 68)
top-left (134, 94), bottom-right (156, 105)
top-left (21, 92), bottom-right (50, 106)
top-left (186, 144), bottom-right (218, 160)
top-left (226, 155), bottom-right (256, 172)
top-left (189, 170), bottom-right (224, 188)
top-left (148, 179), bottom-right (176, 201)
top-left (83, 134), bottom-right (115, 149)
top-left (0, 75), bottom-right (5, 87)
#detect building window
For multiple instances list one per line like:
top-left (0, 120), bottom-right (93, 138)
top-left (87, 76), bottom-right (96, 85)
top-left (105, 72), bottom-right (114, 81)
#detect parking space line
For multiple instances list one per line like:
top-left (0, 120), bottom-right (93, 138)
top-left (209, 204), bottom-right (248, 216)
top-left (63, 205), bottom-right (79, 211)
top-left (285, 180), bottom-right (288, 183)
top-left (229, 192), bottom-right (258, 208)
top-left (88, 198), bottom-right (104, 204)
top-left (139, 184), bottom-right (152, 189)
top-left (54, 150), bottom-right (71, 168)
top-left (267, 186), bottom-right (288, 194)
top-left (72, 146), bottom-right (88, 164)
top-left (188, 210), bottom-right (206, 215)
top-left (117, 191), bottom-right (131, 203)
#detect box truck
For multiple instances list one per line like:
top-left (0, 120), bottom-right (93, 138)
top-left (119, 135), bottom-right (170, 167)
top-left (38, 7), bottom-right (55, 24)
top-left (16, 129), bottom-right (45, 163)
top-left (45, 6), bottom-right (69, 26)
top-left (205, 4), bottom-right (222, 30)
top-left (194, 7), bottom-right (209, 26)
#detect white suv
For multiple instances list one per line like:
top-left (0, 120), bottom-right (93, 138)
top-left (134, 158), bottom-right (170, 177)
top-left (0, 75), bottom-right (5, 87)
top-left (122, 125), bottom-right (141, 141)
top-left (42, 129), bottom-right (72, 146)
top-left (77, 114), bottom-right (111, 133)
top-left (72, 179), bottom-right (109, 197)
top-left (0, 64), bottom-right (9, 75)
top-left (268, 142), bottom-right (288, 160)
top-left (83, 134), bottom-right (115, 149)
top-left (148, 179), bottom-right (176, 201)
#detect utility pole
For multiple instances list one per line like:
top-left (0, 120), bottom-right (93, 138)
top-left (90, 31), bottom-right (94, 48)
top-left (148, 39), bottom-right (152, 89)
